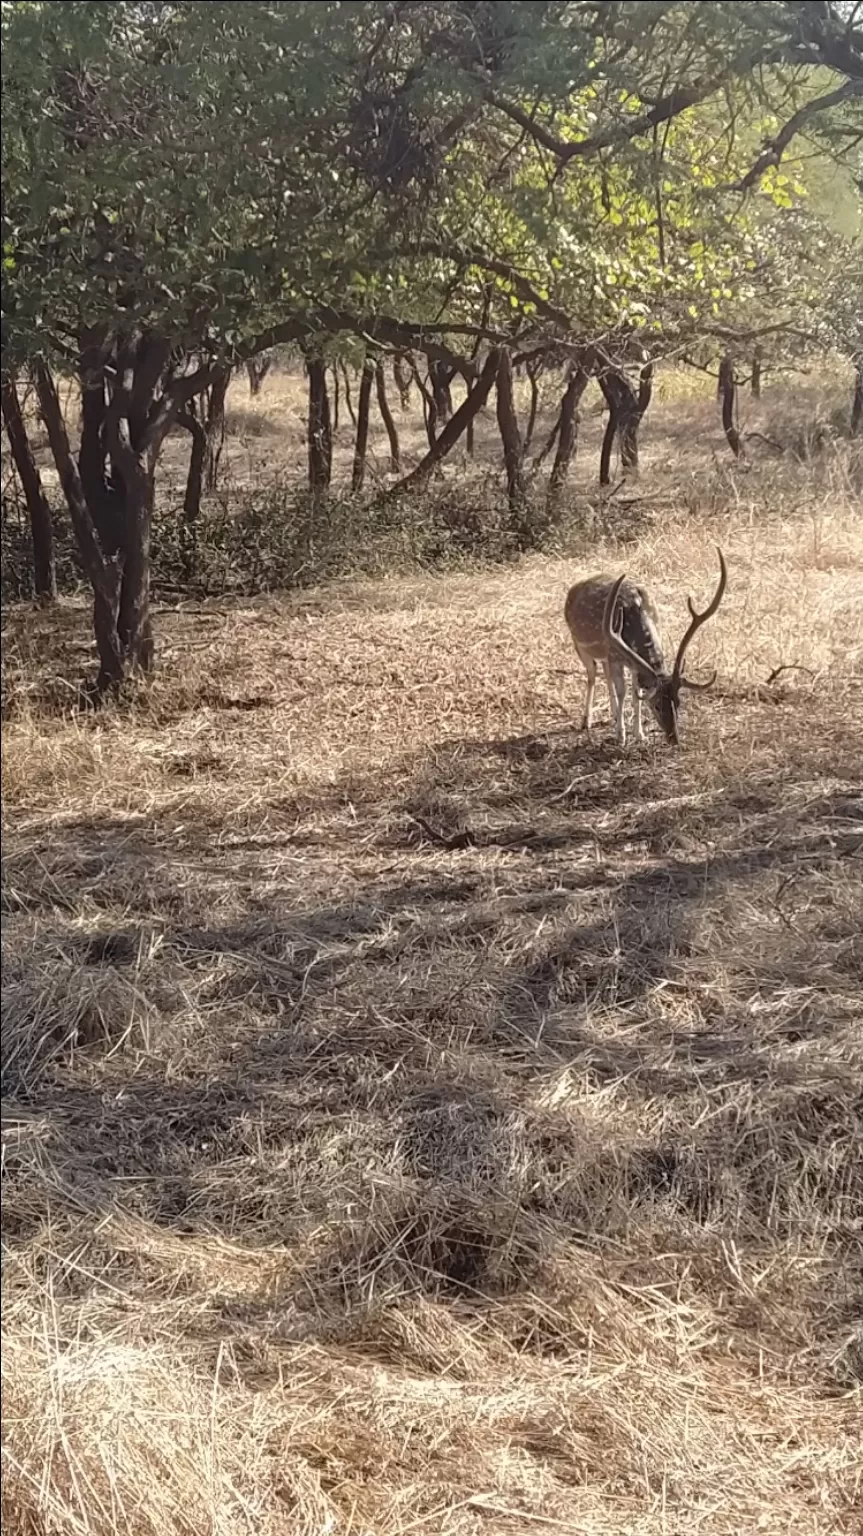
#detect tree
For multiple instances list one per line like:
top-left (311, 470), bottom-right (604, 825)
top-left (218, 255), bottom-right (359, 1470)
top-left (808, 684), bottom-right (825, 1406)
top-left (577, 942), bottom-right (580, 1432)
top-left (351, 355), bottom-right (376, 494)
top-left (246, 354), bottom-right (273, 397)
top-left (1, 374), bottom-right (57, 601)
top-left (306, 354), bottom-right (333, 494)
top-left (717, 355), bottom-right (743, 459)
top-left (496, 349), bottom-right (527, 533)
top-left (548, 364), bottom-right (590, 511)
top-left (3, 0), bottom-right (858, 680)
top-left (375, 361), bottom-right (402, 475)
top-left (1, 2), bottom-right (378, 680)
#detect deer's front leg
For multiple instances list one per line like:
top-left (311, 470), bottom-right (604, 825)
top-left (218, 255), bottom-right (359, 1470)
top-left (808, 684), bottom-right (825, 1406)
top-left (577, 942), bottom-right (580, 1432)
top-left (631, 672), bottom-right (645, 742)
top-left (604, 661), bottom-right (627, 747)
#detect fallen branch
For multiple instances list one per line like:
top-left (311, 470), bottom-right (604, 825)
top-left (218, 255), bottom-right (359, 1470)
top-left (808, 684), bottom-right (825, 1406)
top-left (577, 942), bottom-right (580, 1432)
top-left (766, 664), bottom-right (816, 684)
top-left (409, 815), bottom-right (477, 850)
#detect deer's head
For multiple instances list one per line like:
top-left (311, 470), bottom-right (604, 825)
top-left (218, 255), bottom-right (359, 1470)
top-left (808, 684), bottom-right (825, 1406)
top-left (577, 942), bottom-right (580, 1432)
top-left (602, 549), bottom-right (728, 744)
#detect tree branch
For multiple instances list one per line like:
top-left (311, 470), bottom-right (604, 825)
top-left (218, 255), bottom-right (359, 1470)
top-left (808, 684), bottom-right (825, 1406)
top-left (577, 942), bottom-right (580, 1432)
top-left (415, 242), bottom-right (573, 331)
top-left (484, 46), bottom-right (780, 164)
top-left (735, 79), bottom-right (862, 189)
top-left (240, 309), bottom-right (500, 378)
top-left (386, 348), bottom-right (501, 496)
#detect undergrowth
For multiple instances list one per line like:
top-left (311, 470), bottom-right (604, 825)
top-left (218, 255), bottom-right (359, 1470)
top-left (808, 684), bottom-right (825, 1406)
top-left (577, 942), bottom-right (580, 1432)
top-left (1, 376), bottom-right (861, 1536)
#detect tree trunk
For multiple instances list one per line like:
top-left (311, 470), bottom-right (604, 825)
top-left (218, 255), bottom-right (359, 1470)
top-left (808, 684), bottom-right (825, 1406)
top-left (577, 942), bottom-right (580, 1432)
top-left (307, 355), bottom-right (332, 492)
top-left (339, 361), bottom-right (356, 427)
top-left (375, 360), bottom-right (401, 473)
top-left (35, 363), bottom-right (125, 687)
top-left (246, 354), bottom-right (272, 396)
top-left (751, 346), bottom-right (763, 399)
top-left (387, 351), bottom-right (501, 498)
top-left (467, 287), bottom-right (492, 462)
top-left (331, 363), bottom-right (340, 435)
top-left (393, 352), bottom-right (412, 411)
top-left (532, 409), bottom-right (562, 473)
top-left (598, 366), bottom-right (647, 484)
top-left (413, 363), bottom-right (438, 450)
top-left (638, 361), bottom-right (654, 416)
top-left (718, 355), bottom-right (742, 458)
top-left (39, 328), bottom-right (201, 686)
top-left (37, 348), bottom-right (159, 684)
top-left (599, 406), bottom-right (618, 488)
top-left (429, 360), bottom-right (454, 425)
top-left (78, 327), bottom-right (115, 548)
top-left (623, 361), bottom-right (653, 472)
top-left (352, 356), bottom-right (375, 493)
top-left (179, 409), bottom-right (208, 580)
top-left (548, 367), bottom-right (589, 511)
top-left (115, 445), bottom-right (154, 672)
top-left (2, 376), bottom-right (57, 600)
top-left (204, 367), bottom-right (230, 492)
top-left (851, 358), bottom-right (862, 437)
top-left (496, 349), bottom-right (527, 529)
top-left (524, 362), bottom-right (541, 453)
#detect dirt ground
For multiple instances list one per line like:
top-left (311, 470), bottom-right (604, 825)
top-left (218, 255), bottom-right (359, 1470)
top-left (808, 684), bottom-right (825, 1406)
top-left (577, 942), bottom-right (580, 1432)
top-left (2, 367), bottom-right (862, 1534)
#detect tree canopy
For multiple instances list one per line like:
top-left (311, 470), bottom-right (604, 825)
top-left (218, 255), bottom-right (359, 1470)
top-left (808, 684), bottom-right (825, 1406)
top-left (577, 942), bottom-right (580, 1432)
top-left (2, 0), bottom-right (860, 678)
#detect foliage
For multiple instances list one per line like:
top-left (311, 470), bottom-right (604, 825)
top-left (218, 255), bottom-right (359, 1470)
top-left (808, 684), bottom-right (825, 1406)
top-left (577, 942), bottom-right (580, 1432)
top-left (3, 1), bottom-right (859, 370)
top-left (1, 0), bottom-right (859, 676)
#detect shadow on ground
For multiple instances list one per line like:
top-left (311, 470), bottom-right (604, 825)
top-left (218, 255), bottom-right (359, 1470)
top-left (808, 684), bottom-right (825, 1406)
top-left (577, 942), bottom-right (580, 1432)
top-left (4, 714), bottom-right (860, 1393)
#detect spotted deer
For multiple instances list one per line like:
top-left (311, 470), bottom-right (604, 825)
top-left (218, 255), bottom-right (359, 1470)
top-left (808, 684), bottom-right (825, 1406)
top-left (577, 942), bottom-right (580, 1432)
top-left (564, 548), bottom-right (727, 746)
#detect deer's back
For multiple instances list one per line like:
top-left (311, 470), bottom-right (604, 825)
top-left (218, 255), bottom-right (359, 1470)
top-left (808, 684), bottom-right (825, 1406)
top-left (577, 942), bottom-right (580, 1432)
top-left (565, 575), bottom-right (666, 672)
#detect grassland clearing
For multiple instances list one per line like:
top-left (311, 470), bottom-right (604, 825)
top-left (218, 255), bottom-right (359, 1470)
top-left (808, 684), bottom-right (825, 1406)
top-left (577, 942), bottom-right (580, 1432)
top-left (2, 371), bottom-right (862, 1535)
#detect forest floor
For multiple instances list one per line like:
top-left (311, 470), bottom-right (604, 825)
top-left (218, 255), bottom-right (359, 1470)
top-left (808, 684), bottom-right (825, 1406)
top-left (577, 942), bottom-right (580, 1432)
top-left (2, 370), bottom-right (862, 1534)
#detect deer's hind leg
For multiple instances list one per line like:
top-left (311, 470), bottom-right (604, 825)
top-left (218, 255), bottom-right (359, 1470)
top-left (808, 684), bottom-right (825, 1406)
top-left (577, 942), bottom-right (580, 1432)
top-left (604, 659), bottom-right (627, 746)
top-left (631, 671), bottom-right (645, 742)
top-left (575, 647), bottom-right (597, 732)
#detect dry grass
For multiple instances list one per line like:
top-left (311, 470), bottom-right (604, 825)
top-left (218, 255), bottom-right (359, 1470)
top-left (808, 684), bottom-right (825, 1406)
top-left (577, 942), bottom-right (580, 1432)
top-left (2, 377), bottom-right (862, 1535)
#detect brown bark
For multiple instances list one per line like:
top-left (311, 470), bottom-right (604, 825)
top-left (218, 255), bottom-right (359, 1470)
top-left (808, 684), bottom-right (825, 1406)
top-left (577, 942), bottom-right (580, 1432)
top-left (413, 364), bottom-right (438, 450)
top-left (387, 349), bottom-right (501, 498)
top-left (178, 409), bottom-right (208, 579)
top-left (38, 330), bottom-right (216, 685)
top-left (548, 367), bottom-right (589, 509)
top-left (339, 361), bottom-right (357, 427)
top-left (352, 356), bottom-right (375, 493)
top-left (467, 288), bottom-right (492, 459)
top-left (429, 360), bottom-right (454, 426)
top-left (35, 363), bottom-right (125, 686)
top-left (393, 352), bottom-right (412, 411)
top-left (203, 367), bottom-right (230, 493)
top-left (103, 369), bottom-right (155, 673)
top-left (531, 410), bottom-right (562, 472)
top-left (2, 376), bottom-right (57, 600)
top-left (524, 361), bottom-right (541, 453)
top-left (37, 340), bottom-right (165, 683)
top-left (751, 346), bottom-right (763, 399)
top-left (638, 361), bottom-right (654, 416)
top-left (851, 358), bottom-right (862, 437)
top-left (114, 441), bottom-right (154, 671)
top-left (599, 407), bottom-right (617, 488)
top-left (307, 356), bottom-right (332, 492)
top-left (375, 360), bottom-right (401, 473)
top-left (718, 355), bottom-right (742, 458)
top-left (598, 365), bottom-right (650, 484)
top-left (246, 354), bottom-right (272, 396)
top-left (496, 349), bottom-right (527, 523)
top-left (77, 328), bottom-right (116, 549)
top-left (331, 363), bottom-right (340, 435)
